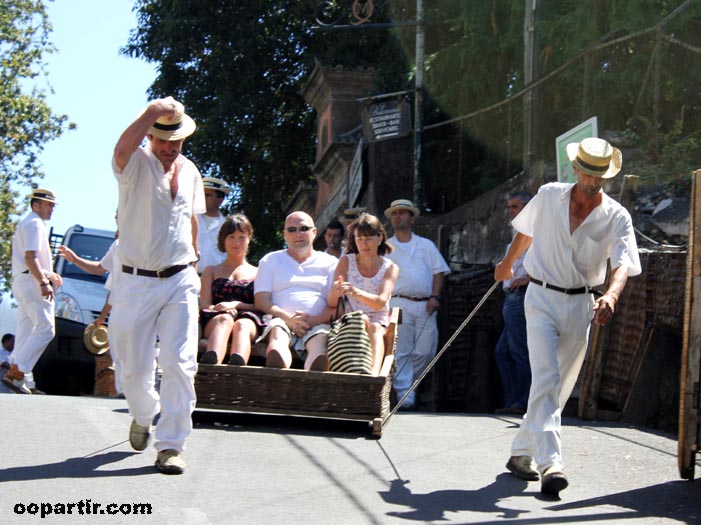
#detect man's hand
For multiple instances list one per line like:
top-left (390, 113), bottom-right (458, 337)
top-left (40, 281), bottom-right (54, 301)
top-left (494, 260), bottom-right (513, 282)
top-left (48, 272), bottom-right (63, 289)
top-left (427, 296), bottom-right (440, 314)
top-left (150, 96), bottom-right (184, 119)
top-left (593, 295), bottom-right (616, 326)
top-left (287, 311), bottom-right (311, 337)
top-left (58, 245), bottom-right (77, 263)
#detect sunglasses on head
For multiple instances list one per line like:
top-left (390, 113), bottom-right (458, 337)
top-left (286, 225), bottom-right (313, 233)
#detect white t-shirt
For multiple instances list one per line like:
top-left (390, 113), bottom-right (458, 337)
top-left (197, 213), bottom-right (226, 270)
top-left (386, 233), bottom-right (449, 297)
top-left (255, 250), bottom-right (337, 317)
top-left (12, 211), bottom-right (52, 278)
top-left (513, 182), bottom-right (642, 287)
top-left (112, 147), bottom-right (205, 270)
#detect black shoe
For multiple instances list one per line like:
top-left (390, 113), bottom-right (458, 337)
top-left (199, 351), bottom-right (218, 364)
top-left (228, 354), bottom-right (246, 366)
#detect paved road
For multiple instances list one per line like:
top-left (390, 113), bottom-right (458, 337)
top-left (1, 392), bottom-right (700, 524)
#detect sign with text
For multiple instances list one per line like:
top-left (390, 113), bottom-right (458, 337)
top-left (362, 99), bottom-right (412, 142)
top-left (556, 116), bottom-right (598, 183)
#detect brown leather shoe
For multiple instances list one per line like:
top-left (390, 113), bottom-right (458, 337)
top-left (155, 449), bottom-right (186, 474)
top-left (506, 456), bottom-right (539, 481)
top-left (541, 466), bottom-right (569, 495)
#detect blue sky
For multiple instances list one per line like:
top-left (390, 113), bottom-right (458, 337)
top-left (31, 0), bottom-right (156, 237)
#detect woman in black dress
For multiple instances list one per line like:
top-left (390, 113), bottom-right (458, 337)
top-left (199, 214), bottom-right (267, 364)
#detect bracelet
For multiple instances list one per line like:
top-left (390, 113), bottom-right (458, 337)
top-left (430, 295), bottom-right (441, 301)
top-left (40, 282), bottom-right (50, 287)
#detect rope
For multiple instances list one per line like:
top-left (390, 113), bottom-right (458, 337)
top-left (385, 280), bottom-right (500, 424)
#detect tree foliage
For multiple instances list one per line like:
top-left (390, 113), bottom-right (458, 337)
top-left (0, 0), bottom-right (70, 293)
top-left (124, 0), bottom-right (408, 260)
top-left (124, 1), bottom-right (701, 243)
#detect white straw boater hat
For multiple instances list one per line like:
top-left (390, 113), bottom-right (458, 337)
top-left (566, 137), bottom-right (622, 179)
top-left (29, 188), bottom-right (58, 204)
top-left (148, 107), bottom-right (196, 141)
top-left (384, 199), bottom-right (420, 218)
top-left (202, 177), bottom-right (231, 195)
top-left (83, 324), bottom-right (110, 356)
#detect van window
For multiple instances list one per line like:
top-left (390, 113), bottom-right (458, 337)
top-left (62, 234), bottom-right (113, 284)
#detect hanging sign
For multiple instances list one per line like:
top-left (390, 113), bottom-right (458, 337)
top-left (362, 99), bottom-right (412, 142)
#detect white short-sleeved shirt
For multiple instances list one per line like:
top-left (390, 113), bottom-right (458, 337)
top-left (12, 211), bottom-right (52, 278)
top-left (100, 239), bottom-right (119, 293)
top-left (197, 212), bottom-right (226, 270)
top-left (112, 147), bottom-right (205, 270)
top-left (386, 234), bottom-right (449, 297)
top-left (513, 182), bottom-right (642, 288)
top-left (254, 250), bottom-right (337, 317)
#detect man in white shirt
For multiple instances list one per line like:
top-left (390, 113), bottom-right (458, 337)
top-left (495, 137), bottom-right (641, 495)
top-left (111, 96), bottom-right (205, 475)
top-left (495, 192), bottom-right (532, 416)
top-left (384, 199), bottom-right (450, 410)
top-left (4, 189), bottom-right (62, 395)
top-left (197, 177), bottom-right (230, 271)
top-left (254, 211), bottom-right (337, 371)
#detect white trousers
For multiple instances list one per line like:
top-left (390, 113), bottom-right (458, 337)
top-left (390, 298), bottom-right (438, 406)
top-left (511, 285), bottom-right (594, 472)
top-left (11, 274), bottom-right (55, 374)
top-left (109, 266), bottom-right (200, 453)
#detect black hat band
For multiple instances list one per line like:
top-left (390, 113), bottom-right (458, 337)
top-left (152, 121), bottom-right (183, 131)
top-left (575, 157), bottom-right (609, 173)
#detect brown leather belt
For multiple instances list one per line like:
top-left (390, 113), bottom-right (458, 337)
top-left (122, 264), bottom-right (188, 279)
top-left (392, 294), bottom-right (431, 302)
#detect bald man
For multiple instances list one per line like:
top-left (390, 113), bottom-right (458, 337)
top-left (254, 211), bottom-right (337, 371)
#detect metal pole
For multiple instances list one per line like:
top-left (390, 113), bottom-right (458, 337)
top-left (413, 0), bottom-right (424, 207)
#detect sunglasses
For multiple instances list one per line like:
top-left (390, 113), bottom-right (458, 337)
top-left (285, 225), bottom-right (313, 233)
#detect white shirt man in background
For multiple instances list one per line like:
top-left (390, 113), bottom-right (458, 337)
top-left (197, 177), bottom-right (230, 271)
top-left (384, 199), bottom-right (449, 410)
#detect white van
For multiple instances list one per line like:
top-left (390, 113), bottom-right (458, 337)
top-left (34, 224), bottom-right (115, 395)
top-left (53, 225), bottom-right (116, 325)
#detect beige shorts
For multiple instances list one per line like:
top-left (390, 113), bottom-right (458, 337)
top-left (255, 317), bottom-right (330, 358)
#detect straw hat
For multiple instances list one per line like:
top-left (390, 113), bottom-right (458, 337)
top-left (202, 177), bottom-right (231, 195)
top-left (29, 189), bottom-right (58, 204)
top-left (148, 107), bottom-right (196, 141)
top-left (384, 199), bottom-right (420, 218)
top-left (83, 324), bottom-right (110, 356)
top-left (566, 137), bottom-right (622, 179)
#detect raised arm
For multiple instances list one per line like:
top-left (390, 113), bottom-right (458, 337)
top-left (58, 245), bottom-right (107, 275)
top-left (114, 97), bottom-right (183, 172)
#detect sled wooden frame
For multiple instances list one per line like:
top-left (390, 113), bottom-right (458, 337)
top-left (194, 307), bottom-right (400, 438)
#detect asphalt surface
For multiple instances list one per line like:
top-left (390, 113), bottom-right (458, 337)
top-left (1, 390), bottom-right (700, 524)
